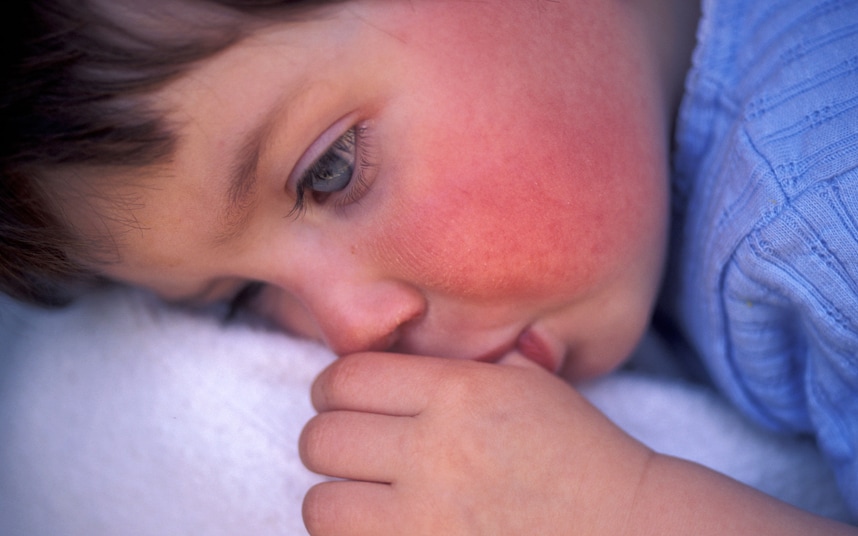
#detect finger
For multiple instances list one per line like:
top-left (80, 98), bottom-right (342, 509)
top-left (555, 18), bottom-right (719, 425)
top-left (496, 350), bottom-right (547, 371)
top-left (311, 353), bottom-right (428, 415)
top-left (312, 352), bottom-right (483, 414)
top-left (303, 480), bottom-right (400, 536)
top-left (300, 410), bottom-right (413, 483)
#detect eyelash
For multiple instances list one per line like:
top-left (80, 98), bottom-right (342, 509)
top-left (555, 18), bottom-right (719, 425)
top-left (288, 123), bottom-right (376, 218)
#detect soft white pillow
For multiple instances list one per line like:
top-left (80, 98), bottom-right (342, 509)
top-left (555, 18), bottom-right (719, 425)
top-left (0, 288), bottom-right (850, 535)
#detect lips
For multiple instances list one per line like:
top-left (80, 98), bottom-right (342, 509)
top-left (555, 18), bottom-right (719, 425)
top-left (513, 328), bottom-right (562, 373)
top-left (473, 327), bottom-right (563, 374)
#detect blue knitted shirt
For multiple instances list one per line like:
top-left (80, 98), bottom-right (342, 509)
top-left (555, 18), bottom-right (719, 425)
top-left (667, 0), bottom-right (858, 514)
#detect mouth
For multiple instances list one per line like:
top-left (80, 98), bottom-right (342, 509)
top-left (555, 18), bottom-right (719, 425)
top-left (475, 326), bottom-right (564, 374)
top-left (513, 328), bottom-right (563, 373)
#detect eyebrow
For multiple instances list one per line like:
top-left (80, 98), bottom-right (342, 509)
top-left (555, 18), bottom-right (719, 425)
top-left (211, 109), bottom-right (282, 246)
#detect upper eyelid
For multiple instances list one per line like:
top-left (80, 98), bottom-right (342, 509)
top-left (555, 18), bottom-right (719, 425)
top-left (288, 113), bottom-right (361, 187)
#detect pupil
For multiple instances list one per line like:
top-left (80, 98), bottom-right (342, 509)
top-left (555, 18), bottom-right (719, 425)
top-left (313, 152), bottom-right (350, 188)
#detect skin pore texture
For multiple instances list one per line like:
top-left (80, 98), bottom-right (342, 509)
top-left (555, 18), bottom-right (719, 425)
top-left (55, 1), bottom-right (858, 534)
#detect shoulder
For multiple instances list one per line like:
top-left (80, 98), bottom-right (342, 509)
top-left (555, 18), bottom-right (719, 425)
top-left (668, 0), bottom-right (858, 440)
top-left (668, 0), bottom-right (858, 512)
top-left (672, 0), bottom-right (858, 316)
top-left (675, 0), bottom-right (858, 192)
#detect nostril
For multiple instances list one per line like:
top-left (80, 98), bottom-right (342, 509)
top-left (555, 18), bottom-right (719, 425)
top-left (328, 330), bottom-right (395, 357)
top-left (326, 284), bottom-right (425, 357)
top-left (367, 330), bottom-right (401, 354)
top-left (330, 306), bottom-right (424, 357)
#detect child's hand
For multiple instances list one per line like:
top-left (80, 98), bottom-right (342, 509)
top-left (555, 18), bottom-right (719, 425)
top-left (299, 352), bottom-right (653, 536)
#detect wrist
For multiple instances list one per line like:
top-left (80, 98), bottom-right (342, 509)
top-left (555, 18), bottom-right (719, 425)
top-left (627, 454), bottom-right (857, 536)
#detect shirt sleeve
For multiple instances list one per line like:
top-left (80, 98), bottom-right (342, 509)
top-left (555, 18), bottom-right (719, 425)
top-left (668, 0), bottom-right (858, 515)
top-left (717, 175), bottom-right (858, 512)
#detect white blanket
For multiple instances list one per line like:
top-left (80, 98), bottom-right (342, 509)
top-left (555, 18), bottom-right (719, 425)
top-left (0, 288), bottom-right (852, 535)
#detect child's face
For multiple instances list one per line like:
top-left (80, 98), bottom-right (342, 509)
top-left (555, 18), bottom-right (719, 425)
top-left (77, 0), bottom-right (671, 380)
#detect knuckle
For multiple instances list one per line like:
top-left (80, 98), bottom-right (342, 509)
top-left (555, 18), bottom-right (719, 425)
top-left (436, 366), bottom-right (488, 404)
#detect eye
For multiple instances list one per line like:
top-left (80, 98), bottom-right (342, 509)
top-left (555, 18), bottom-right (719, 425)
top-left (224, 281), bottom-right (265, 321)
top-left (292, 127), bottom-right (358, 212)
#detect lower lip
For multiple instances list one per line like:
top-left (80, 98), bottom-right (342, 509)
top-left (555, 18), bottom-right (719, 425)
top-left (515, 328), bottom-right (560, 373)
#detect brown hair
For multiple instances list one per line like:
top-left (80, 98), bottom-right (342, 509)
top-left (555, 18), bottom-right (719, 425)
top-left (1, 0), bottom-right (328, 305)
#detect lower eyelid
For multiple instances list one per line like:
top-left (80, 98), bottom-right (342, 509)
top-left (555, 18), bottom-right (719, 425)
top-left (336, 159), bottom-right (374, 209)
top-left (335, 123), bottom-right (379, 208)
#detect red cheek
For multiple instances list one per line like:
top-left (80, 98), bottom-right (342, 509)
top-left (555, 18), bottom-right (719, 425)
top-left (371, 133), bottom-right (639, 301)
top-left (365, 2), bottom-right (667, 302)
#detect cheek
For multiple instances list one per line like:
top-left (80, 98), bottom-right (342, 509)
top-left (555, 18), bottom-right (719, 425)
top-left (364, 0), bottom-right (669, 302)
top-left (373, 114), bottom-right (667, 302)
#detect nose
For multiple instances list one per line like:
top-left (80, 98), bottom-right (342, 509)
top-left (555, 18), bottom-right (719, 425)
top-left (263, 256), bottom-right (425, 356)
top-left (303, 278), bottom-right (425, 356)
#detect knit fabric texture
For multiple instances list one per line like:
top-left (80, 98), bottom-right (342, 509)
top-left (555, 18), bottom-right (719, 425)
top-left (668, 0), bottom-right (858, 514)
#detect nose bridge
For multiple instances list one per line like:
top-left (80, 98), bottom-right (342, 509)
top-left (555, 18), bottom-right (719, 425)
top-left (277, 244), bottom-right (425, 356)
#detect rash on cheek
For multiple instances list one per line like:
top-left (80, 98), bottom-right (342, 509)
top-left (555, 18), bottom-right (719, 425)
top-left (374, 156), bottom-right (621, 302)
top-left (365, 0), bottom-right (669, 305)
top-left (372, 92), bottom-right (666, 304)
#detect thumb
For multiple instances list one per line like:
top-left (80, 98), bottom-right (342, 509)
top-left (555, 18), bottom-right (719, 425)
top-left (496, 350), bottom-right (546, 371)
